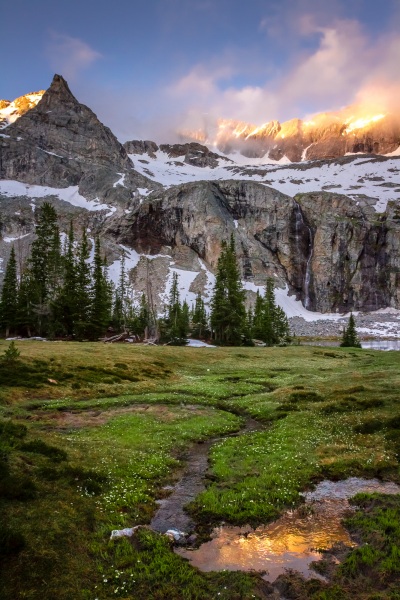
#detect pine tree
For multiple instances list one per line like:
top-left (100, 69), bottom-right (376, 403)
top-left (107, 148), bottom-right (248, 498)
top-left (340, 313), bottom-right (361, 348)
top-left (252, 290), bottom-right (264, 340)
top-left (210, 235), bottom-right (246, 345)
top-left (89, 237), bottom-right (111, 340)
top-left (191, 292), bottom-right (208, 339)
top-left (53, 221), bottom-right (77, 337)
top-left (0, 247), bottom-right (18, 337)
top-left (262, 278), bottom-right (278, 345)
top-left (75, 228), bottom-right (92, 340)
top-left (113, 253), bottom-right (127, 332)
top-left (162, 272), bottom-right (188, 345)
top-left (136, 293), bottom-right (151, 339)
top-left (28, 203), bottom-right (62, 335)
top-left (16, 270), bottom-right (34, 337)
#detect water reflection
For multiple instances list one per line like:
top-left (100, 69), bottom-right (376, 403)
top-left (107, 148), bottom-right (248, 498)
top-left (301, 340), bottom-right (400, 350)
top-left (176, 478), bottom-right (400, 581)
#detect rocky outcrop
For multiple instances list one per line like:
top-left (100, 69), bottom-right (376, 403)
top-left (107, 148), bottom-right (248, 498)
top-left (123, 140), bottom-right (159, 157)
top-left (0, 75), bottom-right (158, 203)
top-left (107, 180), bottom-right (400, 312)
top-left (124, 140), bottom-right (231, 168)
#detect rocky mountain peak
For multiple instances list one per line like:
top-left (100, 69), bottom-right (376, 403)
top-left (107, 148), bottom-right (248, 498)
top-left (0, 74), bottom-right (156, 199)
top-left (39, 73), bottom-right (78, 108)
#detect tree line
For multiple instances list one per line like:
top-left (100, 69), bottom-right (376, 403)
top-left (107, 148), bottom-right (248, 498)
top-left (0, 204), bottom-right (291, 346)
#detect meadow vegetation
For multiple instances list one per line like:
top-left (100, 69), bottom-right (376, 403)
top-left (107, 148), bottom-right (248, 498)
top-left (0, 341), bottom-right (399, 599)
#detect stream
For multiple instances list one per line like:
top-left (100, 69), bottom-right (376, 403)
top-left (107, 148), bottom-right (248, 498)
top-left (150, 418), bottom-right (400, 581)
top-left (150, 418), bottom-right (263, 536)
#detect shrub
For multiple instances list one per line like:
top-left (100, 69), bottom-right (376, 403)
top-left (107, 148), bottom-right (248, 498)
top-left (1, 341), bottom-right (21, 364)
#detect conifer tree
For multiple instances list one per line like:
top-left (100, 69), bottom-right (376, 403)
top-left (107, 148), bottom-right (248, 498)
top-left (16, 271), bottom-right (34, 337)
top-left (28, 203), bottom-right (62, 335)
top-left (191, 292), bottom-right (208, 339)
top-left (252, 290), bottom-right (264, 340)
top-left (75, 228), bottom-right (92, 340)
top-left (210, 235), bottom-right (246, 345)
top-left (0, 247), bottom-right (18, 337)
top-left (162, 272), bottom-right (188, 345)
top-left (113, 253), bottom-right (127, 331)
top-left (53, 221), bottom-right (77, 336)
top-left (89, 237), bottom-right (111, 339)
top-left (262, 279), bottom-right (291, 345)
top-left (340, 313), bottom-right (361, 348)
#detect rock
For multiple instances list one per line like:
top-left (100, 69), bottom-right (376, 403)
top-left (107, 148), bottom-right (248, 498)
top-left (110, 526), bottom-right (137, 539)
top-left (110, 178), bottom-right (400, 311)
top-left (123, 140), bottom-right (159, 157)
top-left (159, 142), bottom-right (230, 168)
top-left (164, 529), bottom-right (187, 542)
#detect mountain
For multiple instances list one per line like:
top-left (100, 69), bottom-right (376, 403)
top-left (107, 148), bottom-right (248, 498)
top-left (180, 109), bottom-right (400, 162)
top-left (0, 90), bottom-right (45, 129)
top-left (1, 75), bottom-right (400, 336)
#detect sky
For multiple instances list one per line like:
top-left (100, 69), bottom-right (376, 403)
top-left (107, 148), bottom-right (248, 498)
top-left (2, 0), bottom-right (400, 142)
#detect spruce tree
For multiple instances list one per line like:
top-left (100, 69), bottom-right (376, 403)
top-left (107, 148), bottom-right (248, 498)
top-left (252, 291), bottom-right (264, 340)
top-left (340, 313), bottom-right (361, 348)
top-left (89, 237), bottom-right (111, 340)
top-left (113, 253), bottom-right (127, 332)
top-left (163, 272), bottom-right (188, 345)
top-left (75, 228), bottom-right (92, 340)
top-left (210, 235), bottom-right (246, 345)
top-left (28, 203), bottom-right (62, 335)
top-left (16, 271), bottom-right (34, 337)
top-left (53, 221), bottom-right (77, 337)
top-left (262, 278), bottom-right (278, 345)
top-left (191, 292), bottom-right (208, 339)
top-left (0, 247), bottom-right (18, 337)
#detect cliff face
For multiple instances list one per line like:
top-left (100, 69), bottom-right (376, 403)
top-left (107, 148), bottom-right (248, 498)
top-left (107, 180), bottom-right (400, 311)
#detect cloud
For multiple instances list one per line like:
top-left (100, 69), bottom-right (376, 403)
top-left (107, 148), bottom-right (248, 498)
top-left (46, 32), bottom-right (102, 80)
top-left (160, 15), bottom-right (400, 141)
top-left (71, 7), bottom-right (400, 143)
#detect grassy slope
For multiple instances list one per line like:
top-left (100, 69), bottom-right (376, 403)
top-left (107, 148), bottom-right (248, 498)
top-left (0, 342), bottom-right (399, 599)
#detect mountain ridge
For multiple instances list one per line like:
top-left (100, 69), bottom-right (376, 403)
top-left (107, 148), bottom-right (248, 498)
top-left (1, 74), bottom-right (400, 323)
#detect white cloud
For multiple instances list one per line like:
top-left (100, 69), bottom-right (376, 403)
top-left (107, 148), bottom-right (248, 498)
top-left (46, 32), bottom-right (102, 80)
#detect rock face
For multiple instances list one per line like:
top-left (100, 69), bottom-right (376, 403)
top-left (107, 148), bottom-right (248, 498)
top-left (0, 75), bottom-right (157, 202)
top-left (184, 112), bottom-right (400, 162)
top-left (123, 140), bottom-right (230, 168)
top-left (108, 180), bottom-right (400, 311)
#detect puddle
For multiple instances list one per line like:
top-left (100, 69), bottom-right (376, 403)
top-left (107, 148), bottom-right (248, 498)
top-left (176, 478), bottom-right (400, 581)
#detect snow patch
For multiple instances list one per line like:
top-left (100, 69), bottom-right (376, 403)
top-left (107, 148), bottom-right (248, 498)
top-left (0, 180), bottom-right (114, 213)
top-left (113, 173), bottom-right (126, 188)
top-left (3, 233), bottom-right (30, 243)
top-left (186, 339), bottom-right (216, 347)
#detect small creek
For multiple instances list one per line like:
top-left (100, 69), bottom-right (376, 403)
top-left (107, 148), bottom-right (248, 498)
top-left (176, 478), bottom-right (400, 581)
top-left (150, 418), bottom-right (263, 535)
top-left (150, 418), bottom-right (400, 582)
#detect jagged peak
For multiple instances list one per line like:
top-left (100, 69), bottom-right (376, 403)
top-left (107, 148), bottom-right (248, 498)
top-left (41, 74), bottom-right (78, 106)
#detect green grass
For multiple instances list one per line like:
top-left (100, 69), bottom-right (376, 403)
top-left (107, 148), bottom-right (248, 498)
top-left (0, 342), bottom-right (399, 598)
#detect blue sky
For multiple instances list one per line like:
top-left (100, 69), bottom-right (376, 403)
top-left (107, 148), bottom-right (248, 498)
top-left (2, 0), bottom-right (400, 141)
